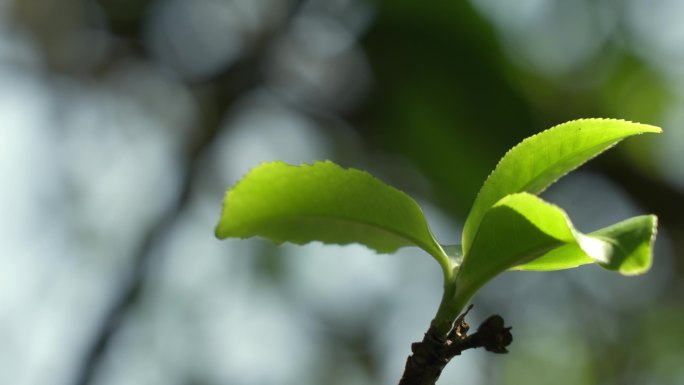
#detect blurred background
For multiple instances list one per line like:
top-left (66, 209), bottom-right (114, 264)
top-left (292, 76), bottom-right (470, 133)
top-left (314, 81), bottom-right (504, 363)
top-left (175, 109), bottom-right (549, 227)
top-left (1, 0), bottom-right (683, 384)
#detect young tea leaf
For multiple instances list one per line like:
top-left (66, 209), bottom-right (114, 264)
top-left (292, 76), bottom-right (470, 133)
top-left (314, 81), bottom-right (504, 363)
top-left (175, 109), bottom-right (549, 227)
top-left (456, 194), bottom-right (582, 303)
top-left (462, 119), bottom-right (661, 255)
top-left (449, 193), bottom-right (628, 317)
top-left (513, 215), bottom-right (657, 275)
top-left (215, 161), bottom-right (451, 273)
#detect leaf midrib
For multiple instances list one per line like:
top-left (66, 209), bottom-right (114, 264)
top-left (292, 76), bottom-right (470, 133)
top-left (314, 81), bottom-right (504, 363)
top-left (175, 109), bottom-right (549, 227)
top-left (515, 140), bottom-right (619, 194)
top-left (241, 212), bottom-right (443, 257)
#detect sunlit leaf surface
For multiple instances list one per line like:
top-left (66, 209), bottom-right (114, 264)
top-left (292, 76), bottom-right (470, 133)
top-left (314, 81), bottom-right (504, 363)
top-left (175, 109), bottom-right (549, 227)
top-left (215, 161), bottom-right (449, 267)
top-left (462, 119), bottom-right (661, 255)
top-left (452, 193), bottom-right (657, 315)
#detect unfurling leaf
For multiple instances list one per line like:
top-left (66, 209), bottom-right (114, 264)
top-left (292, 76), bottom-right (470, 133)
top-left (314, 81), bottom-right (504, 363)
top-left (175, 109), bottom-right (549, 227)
top-left (515, 215), bottom-right (657, 275)
top-left (462, 119), bottom-right (661, 255)
top-left (448, 193), bottom-right (657, 317)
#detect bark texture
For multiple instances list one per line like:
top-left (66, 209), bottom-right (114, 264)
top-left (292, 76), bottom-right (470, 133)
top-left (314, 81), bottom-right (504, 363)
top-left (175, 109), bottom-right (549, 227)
top-left (398, 306), bottom-right (512, 385)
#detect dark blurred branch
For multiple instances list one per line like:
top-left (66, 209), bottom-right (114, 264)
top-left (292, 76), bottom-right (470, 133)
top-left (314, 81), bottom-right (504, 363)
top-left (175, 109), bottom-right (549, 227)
top-left (72, 126), bottom-right (220, 385)
top-left (72, 2), bottom-right (307, 385)
top-left (398, 305), bottom-right (512, 385)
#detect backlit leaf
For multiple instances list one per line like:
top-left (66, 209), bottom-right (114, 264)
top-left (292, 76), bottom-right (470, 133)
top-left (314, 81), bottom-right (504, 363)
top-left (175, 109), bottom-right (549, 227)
top-left (215, 161), bottom-right (451, 271)
top-left (513, 216), bottom-right (657, 274)
top-left (462, 119), bottom-right (661, 255)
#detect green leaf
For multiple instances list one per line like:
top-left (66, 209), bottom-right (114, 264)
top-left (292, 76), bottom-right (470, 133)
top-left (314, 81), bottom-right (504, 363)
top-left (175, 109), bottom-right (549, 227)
top-left (456, 193), bottom-right (584, 306)
top-left (446, 193), bottom-right (657, 318)
top-left (513, 215), bottom-right (657, 275)
top-left (462, 119), bottom-right (661, 255)
top-left (445, 193), bottom-right (611, 318)
top-left (215, 161), bottom-right (451, 274)
top-left (508, 241), bottom-right (594, 272)
top-left (594, 215), bottom-right (657, 274)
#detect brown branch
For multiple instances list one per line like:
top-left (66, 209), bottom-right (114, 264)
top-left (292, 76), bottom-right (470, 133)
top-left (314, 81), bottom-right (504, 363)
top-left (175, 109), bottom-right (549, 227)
top-left (398, 305), bottom-right (512, 385)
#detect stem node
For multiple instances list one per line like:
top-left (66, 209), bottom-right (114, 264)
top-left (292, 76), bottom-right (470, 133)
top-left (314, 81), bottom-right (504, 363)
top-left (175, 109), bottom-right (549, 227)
top-left (398, 305), bottom-right (513, 385)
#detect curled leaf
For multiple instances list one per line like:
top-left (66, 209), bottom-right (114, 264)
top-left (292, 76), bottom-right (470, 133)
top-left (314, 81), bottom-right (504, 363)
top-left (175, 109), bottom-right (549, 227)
top-left (462, 119), bottom-right (661, 255)
top-left (446, 193), bottom-right (656, 319)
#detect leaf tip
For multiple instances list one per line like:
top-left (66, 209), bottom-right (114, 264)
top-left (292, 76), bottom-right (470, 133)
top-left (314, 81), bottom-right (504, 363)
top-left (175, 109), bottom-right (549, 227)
top-left (214, 223), bottom-right (226, 239)
top-left (623, 214), bottom-right (659, 276)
